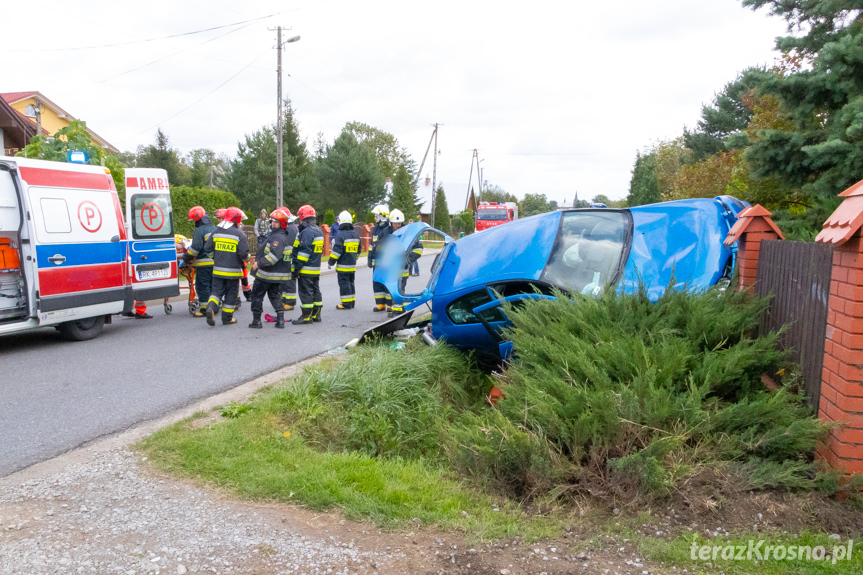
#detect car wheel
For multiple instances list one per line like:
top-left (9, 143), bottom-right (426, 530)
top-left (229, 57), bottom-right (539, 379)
top-left (58, 316), bottom-right (105, 341)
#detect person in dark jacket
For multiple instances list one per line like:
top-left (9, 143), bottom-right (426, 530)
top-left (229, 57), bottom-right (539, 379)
top-left (183, 206), bottom-right (216, 317)
top-left (254, 208), bottom-right (270, 251)
top-left (280, 214), bottom-right (300, 311)
top-left (203, 207), bottom-right (250, 326)
top-left (368, 204), bottom-right (393, 312)
top-left (291, 205), bottom-right (324, 325)
top-left (249, 208), bottom-right (293, 329)
top-left (328, 210), bottom-right (360, 310)
top-left (388, 209), bottom-right (422, 317)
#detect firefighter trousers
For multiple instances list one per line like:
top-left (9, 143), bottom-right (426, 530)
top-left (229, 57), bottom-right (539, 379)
top-left (337, 271), bottom-right (355, 308)
top-left (298, 275), bottom-right (321, 310)
top-left (372, 280), bottom-right (392, 307)
top-left (195, 266), bottom-right (213, 305)
top-left (281, 277), bottom-right (297, 307)
top-left (251, 279), bottom-right (283, 315)
top-left (209, 276), bottom-right (240, 323)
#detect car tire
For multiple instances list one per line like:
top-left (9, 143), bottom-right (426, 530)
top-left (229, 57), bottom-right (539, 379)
top-left (58, 316), bottom-right (105, 341)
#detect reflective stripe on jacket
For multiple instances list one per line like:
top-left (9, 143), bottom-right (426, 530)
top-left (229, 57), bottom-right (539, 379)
top-left (204, 225), bottom-right (249, 278)
top-left (255, 226), bottom-right (292, 282)
top-left (292, 219), bottom-right (324, 276)
top-left (329, 223), bottom-right (360, 273)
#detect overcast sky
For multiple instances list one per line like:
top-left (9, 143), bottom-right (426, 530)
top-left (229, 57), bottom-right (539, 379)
top-left (3, 0), bottom-right (790, 211)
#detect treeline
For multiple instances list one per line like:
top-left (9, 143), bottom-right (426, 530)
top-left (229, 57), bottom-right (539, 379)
top-left (627, 0), bottom-right (863, 240)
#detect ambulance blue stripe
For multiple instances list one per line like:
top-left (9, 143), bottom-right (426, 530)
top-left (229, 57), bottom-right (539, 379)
top-left (35, 242), bottom-right (126, 269)
top-left (130, 247), bottom-right (176, 265)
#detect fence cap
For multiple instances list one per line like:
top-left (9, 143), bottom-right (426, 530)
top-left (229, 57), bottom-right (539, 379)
top-left (723, 204), bottom-right (784, 246)
top-left (816, 179), bottom-right (863, 245)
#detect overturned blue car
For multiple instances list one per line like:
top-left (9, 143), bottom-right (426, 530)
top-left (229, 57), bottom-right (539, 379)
top-left (370, 196), bottom-right (749, 362)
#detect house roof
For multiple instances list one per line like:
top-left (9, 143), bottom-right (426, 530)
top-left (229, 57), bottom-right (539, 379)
top-left (0, 91), bottom-right (118, 153)
top-left (723, 204), bottom-right (785, 246)
top-left (816, 179), bottom-right (863, 245)
top-left (0, 97), bottom-right (38, 149)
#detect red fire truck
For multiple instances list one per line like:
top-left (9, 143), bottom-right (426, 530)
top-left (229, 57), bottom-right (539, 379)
top-left (475, 201), bottom-right (518, 232)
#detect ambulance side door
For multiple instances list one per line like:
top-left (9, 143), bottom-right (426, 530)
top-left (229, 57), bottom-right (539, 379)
top-left (124, 168), bottom-right (180, 302)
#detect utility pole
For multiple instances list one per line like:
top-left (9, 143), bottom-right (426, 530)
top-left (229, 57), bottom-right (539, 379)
top-left (270, 26), bottom-right (300, 208)
top-left (430, 123), bottom-right (439, 228)
top-left (34, 97), bottom-right (42, 139)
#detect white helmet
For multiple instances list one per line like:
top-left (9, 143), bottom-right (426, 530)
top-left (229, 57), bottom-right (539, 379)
top-left (389, 209), bottom-right (405, 224)
top-left (237, 209), bottom-right (248, 222)
top-left (372, 204), bottom-right (389, 218)
top-left (338, 210), bottom-right (353, 224)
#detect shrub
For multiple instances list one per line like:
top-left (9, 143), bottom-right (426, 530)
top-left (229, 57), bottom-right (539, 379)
top-left (170, 185), bottom-right (241, 237)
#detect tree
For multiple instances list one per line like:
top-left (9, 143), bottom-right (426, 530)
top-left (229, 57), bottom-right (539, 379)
top-left (450, 210), bottom-right (475, 237)
top-left (481, 185), bottom-right (518, 204)
top-left (520, 193), bottom-right (558, 217)
top-left (591, 194), bottom-right (612, 206)
top-left (186, 148), bottom-right (230, 189)
top-left (344, 121), bottom-right (414, 180)
top-left (316, 130), bottom-right (385, 214)
top-left (740, 0), bottom-right (863, 233)
top-left (136, 129), bottom-right (190, 186)
top-left (432, 186), bottom-right (450, 233)
top-left (389, 163), bottom-right (422, 220)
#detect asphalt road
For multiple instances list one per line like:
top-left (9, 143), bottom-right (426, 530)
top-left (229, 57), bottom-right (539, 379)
top-left (0, 259), bottom-right (433, 477)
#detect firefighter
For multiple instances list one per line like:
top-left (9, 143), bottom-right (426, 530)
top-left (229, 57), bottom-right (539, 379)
top-left (291, 205), bottom-right (324, 325)
top-left (280, 213), bottom-right (299, 311)
top-left (249, 207), bottom-right (293, 329)
top-left (203, 207), bottom-right (250, 326)
top-left (328, 210), bottom-right (360, 310)
top-left (388, 209), bottom-right (422, 317)
top-left (183, 206), bottom-right (216, 317)
top-left (368, 204), bottom-right (393, 312)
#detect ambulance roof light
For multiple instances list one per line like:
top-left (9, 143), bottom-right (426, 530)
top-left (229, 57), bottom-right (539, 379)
top-left (68, 151), bottom-right (88, 164)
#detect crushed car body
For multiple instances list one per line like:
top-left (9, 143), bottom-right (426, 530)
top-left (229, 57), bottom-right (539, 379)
top-left (370, 195), bottom-right (749, 361)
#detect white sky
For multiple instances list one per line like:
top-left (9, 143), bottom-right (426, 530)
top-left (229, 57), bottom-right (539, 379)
top-left (2, 0), bottom-right (789, 211)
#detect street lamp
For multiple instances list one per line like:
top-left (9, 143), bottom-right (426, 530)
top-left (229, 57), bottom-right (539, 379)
top-left (276, 32), bottom-right (301, 208)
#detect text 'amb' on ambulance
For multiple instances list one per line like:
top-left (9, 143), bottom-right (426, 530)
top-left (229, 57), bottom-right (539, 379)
top-left (0, 156), bottom-right (179, 341)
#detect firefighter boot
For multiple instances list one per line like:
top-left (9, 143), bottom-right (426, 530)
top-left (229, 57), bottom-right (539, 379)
top-left (292, 307), bottom-right (313, 325)
top-left (312, 305), bottom-right (322, 323)
top-left (206, 301), bottom-right (217, 327)
top-left (373, 304), bottom-right (386, 312)
top-left (283, 303), bottom-right (295, 311)
top-left (275, 311), bottom-right (285, 329)
top-left (249, 314), bottom-right (263, 329)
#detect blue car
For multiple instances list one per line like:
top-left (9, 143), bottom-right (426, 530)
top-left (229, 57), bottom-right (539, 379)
top-left (371, 196), bottom-right (749, 362)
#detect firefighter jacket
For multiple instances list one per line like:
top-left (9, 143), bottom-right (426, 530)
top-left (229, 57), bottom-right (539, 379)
top-left (204, 223), bottom-right (249, 278)
top-left (254, 226), bottom-right (292, 282)
top-left (285, 222), bottom-right (299, 276)
top-left (292, 218), bottom-right (324, 276)
top-left (183, 215), bottom-right (216, 267)
top-left (403, 235), bottom-right (423, 277)
top-left (328, 223), bottom-right (360, 272)
top-left (368, 220), bottom-right (392, 268)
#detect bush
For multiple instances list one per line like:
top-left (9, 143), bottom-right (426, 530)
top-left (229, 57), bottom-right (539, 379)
top-left (323, 209), bottom-right (336, 226)
top-left (170, 186), bottom-right (241, 237)
top-left (452, 283), bottom-right (828, 498)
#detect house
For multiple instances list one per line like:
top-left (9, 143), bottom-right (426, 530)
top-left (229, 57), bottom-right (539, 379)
top-left (0, 97), bottom-right (38, 156)
top-left (0, 91), bottom-right (117, 156)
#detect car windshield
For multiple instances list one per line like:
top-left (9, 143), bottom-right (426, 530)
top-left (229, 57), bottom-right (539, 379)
top-left (541, 211), bottom-right (627, 295)
top-left (477, 208), bottom-right (508, 220)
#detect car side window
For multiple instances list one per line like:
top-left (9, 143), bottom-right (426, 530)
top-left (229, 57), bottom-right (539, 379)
top-left (446, 281), bottom-right (556, 325)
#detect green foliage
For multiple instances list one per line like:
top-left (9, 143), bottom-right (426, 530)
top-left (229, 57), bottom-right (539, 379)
top-left (627, 151), bottom-right (662, 207)
top-left (136, 129), bottom-right (191, 186)
top-left (170, 186), bottom-right (240, 238)
top-left (344, 121), bottom-right (414, 181)
top-left (432, 185), bottom-right (450, 232)
top-left (481, 185), bottom-right (518, 204)
top-left (220, 401), bottom-right (253, 419)
top-left (316, 130), bottom-right (385, 215)
top-left (519, 193), bottom-right (558, 217)
top-left (452, 284), bottom-right (827, 498)
top-left (322, 209), bottom-right (336, 226)
top-left (449, 209), bottom-right (475, 237)
top-left (591, 194), bottom-right (612, 206)
top-left (389, 163), bottom-right (422, 221)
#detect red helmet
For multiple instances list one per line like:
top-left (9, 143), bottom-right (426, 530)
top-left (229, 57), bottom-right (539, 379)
top-left (214, 208), bottom-right (226, 220)
top-left (187, 206), bottom-right (206, 222)
top-left (224, 207), bottom-right (243, 224)
top-left (297, 205), bottom-right (316, 220)
top-left (270, 207), bottom-right (291, 228)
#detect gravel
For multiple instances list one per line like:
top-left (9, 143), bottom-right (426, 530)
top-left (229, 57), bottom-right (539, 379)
top-left (0, 449), bottom-right (397, 575)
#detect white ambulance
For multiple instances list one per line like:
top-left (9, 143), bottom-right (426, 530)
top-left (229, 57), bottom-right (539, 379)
top-left (0, 157), bottom-right (178, 341)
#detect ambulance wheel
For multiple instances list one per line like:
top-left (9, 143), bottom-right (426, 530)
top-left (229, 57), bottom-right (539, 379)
top-left (58, 316), bottom-right (105, 341)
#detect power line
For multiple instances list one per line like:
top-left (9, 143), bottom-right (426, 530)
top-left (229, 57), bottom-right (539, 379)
top-left (116, 49), bottom-right (270, 145)
top-left (4, 13), bottom-right (280, 53)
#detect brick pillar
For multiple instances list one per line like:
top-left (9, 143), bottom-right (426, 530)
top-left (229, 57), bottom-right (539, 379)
top-left (359, 224), bottom-right (371, 253)
top-left (723, 204), bottom-right (784, 291)
top-left (321, 224), bottom-right (331, 258)
top-left (815, 179), bottom-right (863, 474)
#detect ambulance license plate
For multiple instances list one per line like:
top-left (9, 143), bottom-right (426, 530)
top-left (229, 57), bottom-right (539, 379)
top-left (138, 267), bottom-right (170, 281)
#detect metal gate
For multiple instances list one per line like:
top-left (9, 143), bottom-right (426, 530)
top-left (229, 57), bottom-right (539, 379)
top-left (755, 239), bottom-right (833, 407)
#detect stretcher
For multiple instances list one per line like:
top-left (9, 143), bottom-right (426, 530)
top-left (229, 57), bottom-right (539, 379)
top-left (174, 234), bottom-right (200, 315)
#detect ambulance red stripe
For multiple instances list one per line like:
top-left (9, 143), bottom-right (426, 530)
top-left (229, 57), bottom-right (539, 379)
top-left (38, 264), bottom-right (125, 296)
top-left (19, 167), bottom-right (113, 191)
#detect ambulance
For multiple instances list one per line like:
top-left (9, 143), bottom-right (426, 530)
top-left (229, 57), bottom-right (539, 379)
top-left (0, 156), bottom-right (178, 341)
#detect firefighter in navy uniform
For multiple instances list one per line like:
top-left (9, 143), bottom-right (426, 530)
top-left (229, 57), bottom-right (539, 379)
top-left (388, 209), bottom-right (422, 317)
top-left (249, 207), bottom-right (293, 329)
top-left (291, 205), bottom-right (324, 325)
top-left (203, 207), bottom-right (250, 326)
top-left (183, 206), bottom-right (216, 317)
top-left (367, 204), bottom-right (393, 312)
top-left (328, 210), bottom-right (360, 309)
top-left (280, 213), bottom-right (300, 311)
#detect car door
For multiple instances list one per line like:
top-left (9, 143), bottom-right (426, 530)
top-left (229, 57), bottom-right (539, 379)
top-left (374, 222), bottom-right (454, 311)
top-left (124, 168), bottom-right (179, 302)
